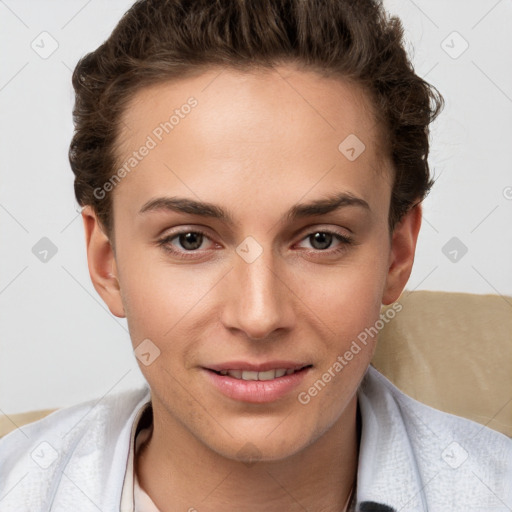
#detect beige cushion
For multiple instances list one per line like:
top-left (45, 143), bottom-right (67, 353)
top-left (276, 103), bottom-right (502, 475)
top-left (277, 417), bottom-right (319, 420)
top-left (1, 291), bottom-right (510, 438)
top-left (373, 290), bottom-right (512, 437)
top-left (0, 409), bottom-right (57, 439)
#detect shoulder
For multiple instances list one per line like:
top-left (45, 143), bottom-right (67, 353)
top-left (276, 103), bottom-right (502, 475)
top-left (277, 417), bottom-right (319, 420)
top-left (359, 365), bottom-right (512, 510)
top-left (0, 386), bottom-right (150, 511)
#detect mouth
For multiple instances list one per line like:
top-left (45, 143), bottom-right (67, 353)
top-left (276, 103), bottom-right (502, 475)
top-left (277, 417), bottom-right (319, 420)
top-left (202, 362), bottom-right (313, 403)
top-left (208, 365), bottom-right (312, 381)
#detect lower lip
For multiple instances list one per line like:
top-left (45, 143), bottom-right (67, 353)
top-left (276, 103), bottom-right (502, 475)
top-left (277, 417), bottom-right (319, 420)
top-left (203, 367), bottom-right (311, 403)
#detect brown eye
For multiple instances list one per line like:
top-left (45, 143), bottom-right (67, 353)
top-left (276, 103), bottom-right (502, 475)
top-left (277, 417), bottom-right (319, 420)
top-left (177, 232), bottom-right (204, 251)
top-left (308, 232), bottom-right (335, 250)
top-left (298, 230), bottom-right (353, 251)
top-left (157, 229), bottom-right (215, 260)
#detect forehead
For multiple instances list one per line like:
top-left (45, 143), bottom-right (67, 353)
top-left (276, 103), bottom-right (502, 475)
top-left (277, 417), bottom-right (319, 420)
top-left (119, 64), bottom-right (381, 150)
top-left (113, 64), bottom-right (391, 219)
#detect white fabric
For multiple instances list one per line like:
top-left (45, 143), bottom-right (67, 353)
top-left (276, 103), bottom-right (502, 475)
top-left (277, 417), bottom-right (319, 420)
top-left (133, 470), bottom-right (161, 512)
top-left (1, 365), bottom-right (511, 511)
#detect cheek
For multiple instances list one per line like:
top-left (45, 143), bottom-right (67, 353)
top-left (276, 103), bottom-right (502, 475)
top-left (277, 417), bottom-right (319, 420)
top-left (293, 262), bottom-right (388, 426)
top-left (118, 250), bottom-right (210, 337)
top-left (298, 251), bottom-right (389, 339)
top-left (329, 276), bottom-right (385, 340)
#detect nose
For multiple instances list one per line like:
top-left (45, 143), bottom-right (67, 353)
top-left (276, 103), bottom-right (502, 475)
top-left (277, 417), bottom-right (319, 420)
top-left (220, 245), bottom-right (295, 341)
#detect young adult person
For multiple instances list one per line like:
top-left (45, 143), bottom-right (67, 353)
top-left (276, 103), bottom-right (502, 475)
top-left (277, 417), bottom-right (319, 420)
top-left (1, 1), bottom-right (511, 511)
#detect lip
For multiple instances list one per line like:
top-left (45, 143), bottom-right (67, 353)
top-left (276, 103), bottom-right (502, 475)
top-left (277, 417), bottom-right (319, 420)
top-left (206, 360), bottom-right (309, 372)
top-left (202, 363), bottom-right (312, 403)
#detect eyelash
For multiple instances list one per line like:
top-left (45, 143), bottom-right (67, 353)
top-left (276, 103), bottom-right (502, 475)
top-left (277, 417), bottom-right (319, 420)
top-left (157, 229), bottom-right (354, 260)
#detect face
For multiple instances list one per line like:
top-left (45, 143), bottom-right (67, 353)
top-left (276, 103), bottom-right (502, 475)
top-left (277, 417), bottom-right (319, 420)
top-left (83, 64), bottom-right (420, 462)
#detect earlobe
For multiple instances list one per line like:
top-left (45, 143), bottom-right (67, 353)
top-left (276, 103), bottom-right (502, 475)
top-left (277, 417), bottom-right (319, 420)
top-left (382, 204), bottom-right (422, 305)
top-left (81, 206), bottom-right (126, 318)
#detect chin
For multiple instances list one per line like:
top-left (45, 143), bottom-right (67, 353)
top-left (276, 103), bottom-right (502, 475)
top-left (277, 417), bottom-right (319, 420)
top-left (208, 425), bottom-right (315, 465)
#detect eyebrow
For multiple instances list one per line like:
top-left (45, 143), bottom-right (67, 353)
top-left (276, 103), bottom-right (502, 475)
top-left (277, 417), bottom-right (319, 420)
top-left (138, 192), bottom-right (370, 226)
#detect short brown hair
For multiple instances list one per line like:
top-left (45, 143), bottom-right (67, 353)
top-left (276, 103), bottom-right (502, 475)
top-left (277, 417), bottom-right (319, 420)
top-left (69, 0), bottom-right (443, 239)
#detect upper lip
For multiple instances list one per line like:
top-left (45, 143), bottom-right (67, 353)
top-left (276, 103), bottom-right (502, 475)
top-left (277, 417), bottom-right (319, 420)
top-left (205, 361), bottom-right (311, 372)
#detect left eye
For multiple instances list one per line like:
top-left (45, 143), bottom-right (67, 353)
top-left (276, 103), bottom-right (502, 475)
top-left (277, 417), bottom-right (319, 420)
top-left (297, 231), bottom-right (353, 251)
top-left (159, 231), bottom-right (212, 252)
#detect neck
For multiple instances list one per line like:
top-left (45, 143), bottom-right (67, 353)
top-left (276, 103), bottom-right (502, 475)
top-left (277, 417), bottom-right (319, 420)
top-left (136, 396), bottom-right (360, 512)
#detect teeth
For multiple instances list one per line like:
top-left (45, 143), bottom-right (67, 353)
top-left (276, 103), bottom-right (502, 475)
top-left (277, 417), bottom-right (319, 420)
top-left (242, 371), bottom-right (259, 381)
top-left (217, 368), bottom-right (302, 380)
top-left (257, 370), bottom-right (277, 381)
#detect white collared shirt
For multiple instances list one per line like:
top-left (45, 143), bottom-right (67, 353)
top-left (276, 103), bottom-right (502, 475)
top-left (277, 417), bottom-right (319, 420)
top-left (1, 365), bottom-right (511, 511)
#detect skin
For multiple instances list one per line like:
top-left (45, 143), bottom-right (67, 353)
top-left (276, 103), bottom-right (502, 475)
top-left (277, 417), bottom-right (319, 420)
top-left (82, 64), bottom-right (421, 511)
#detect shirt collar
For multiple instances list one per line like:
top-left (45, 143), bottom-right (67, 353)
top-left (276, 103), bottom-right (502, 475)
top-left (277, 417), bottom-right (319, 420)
top-left (355, 365), bottom-right (428, 511)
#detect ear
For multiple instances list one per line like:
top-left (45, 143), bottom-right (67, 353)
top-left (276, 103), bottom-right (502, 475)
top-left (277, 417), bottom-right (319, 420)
top-left (81, 206), bottom-right (125, 318)
top-left (382, 203), bottom-right (422, 305)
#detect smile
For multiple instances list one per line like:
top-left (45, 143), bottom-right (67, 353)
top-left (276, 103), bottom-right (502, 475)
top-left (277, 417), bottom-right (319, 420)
top-left (212, 367), bottom-right (309, 380)
top-left (204, 364), bottom-right (313, 403)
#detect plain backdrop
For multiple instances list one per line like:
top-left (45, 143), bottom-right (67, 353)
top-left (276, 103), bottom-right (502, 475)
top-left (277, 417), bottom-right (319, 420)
top-left (1, 0), bottom-right (511, 414)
